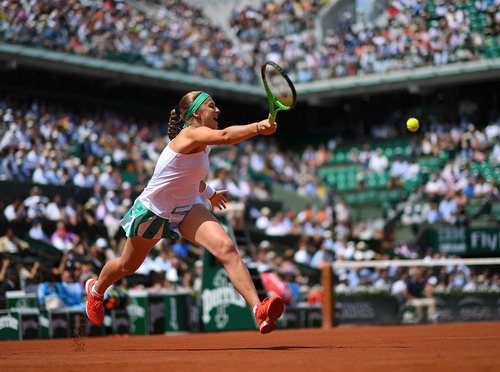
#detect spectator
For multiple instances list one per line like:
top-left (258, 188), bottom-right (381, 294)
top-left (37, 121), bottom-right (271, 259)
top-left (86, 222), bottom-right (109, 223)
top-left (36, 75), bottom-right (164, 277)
top-left (310, 242), bottom-right (334, 269)
top-left (404, 268), bottom-right (437, 323)
top-left (172, 238), bottom-right (201, 261)
top-left (0, 259), bottom-right (19, 308)
top-left (0, 227), bottom-right (29, 254)
top-left (50, 222), bottom-right (79, 252)
top-left (4, 198), bottom-right (26, 222)
top-left (207, 167), bottom-right (246, 231)
top-left (439, 192), bottom-right (458, 224)
top-left (368, 148), bottom-right (389, 173)
top-left (28, 219), bottom-right (51, 244)
top-left (18, 258), bottom-right (40, 290)
top-left (153, 249), bottom-right (173, 274)
top-left (390, 154), bottom-right (409, 178)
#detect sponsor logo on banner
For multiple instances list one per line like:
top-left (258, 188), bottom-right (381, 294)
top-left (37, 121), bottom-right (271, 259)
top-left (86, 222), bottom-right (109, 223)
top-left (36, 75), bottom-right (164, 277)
top-left (431, 228), bottom-right (500, 255)
top-left (0, 315), bottom-right (19, 330)
top-left (437, 227), bottom-right (467, 253)
top-left (115, 315), bottom-right (129, 329)
top-left (149, 301), bottom-right (164, 329)
top-left (127, 304), bottom-right (146, 318)
top-left (169, 297), bottom-right (179, 331)
top-left (22, 318), bottom-right (39, 333)
top-left (127, 303), bottom-right (145, 334)
top-left (470, 230), bottom-right (500, 252)
top-left (201, 268), bottom-right (246, 329)
top-left (337, 302), bottom-right (376, 320)
top-left (52, 317), bottom-right (68, 329)
top-left (458, 296), bottom-right (492, 321)
top-left (39, 315), bottom-right (49, 328)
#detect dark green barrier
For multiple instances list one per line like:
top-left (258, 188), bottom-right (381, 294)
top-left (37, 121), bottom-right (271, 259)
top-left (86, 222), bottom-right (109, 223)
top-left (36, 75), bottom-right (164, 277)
top-left (111, 309), bottom-right (131, 335)
top-left (333, 292), bottom-right (499, 325)
top-left (20, 310), bottom-right (40, 339)
top-left (164, 292), bottom-right (192, 333)
top-left (278, 304), bottom-right (322, 329)
top-left (50, 309), bottom-right (70, 338)
top-left (279, 294), bottom-right (400, 329)
top-left (435, 293), bottom-right (500, 322)
top-left (127, 290), bottom-right (193, 335)
top-left (335, 293), bottom-right (400, 325)
top-left (0, 310), bottom-right (40, 340)
top-left (148, 293), bottom-right (165, 335)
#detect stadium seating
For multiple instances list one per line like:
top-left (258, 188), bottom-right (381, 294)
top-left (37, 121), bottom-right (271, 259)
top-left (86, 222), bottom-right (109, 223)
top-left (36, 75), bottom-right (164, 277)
top-left (0, 0), bottom-right (497, 83)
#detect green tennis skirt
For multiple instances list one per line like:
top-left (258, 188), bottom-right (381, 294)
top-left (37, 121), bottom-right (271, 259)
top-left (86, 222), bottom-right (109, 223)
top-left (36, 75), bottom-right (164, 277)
top-left (120, 199), bottom-right (180, 240)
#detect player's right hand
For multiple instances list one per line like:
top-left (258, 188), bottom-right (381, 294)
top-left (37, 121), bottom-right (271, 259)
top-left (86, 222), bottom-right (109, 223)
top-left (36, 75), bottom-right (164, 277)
top-left (257, 119), bottom-right (277, 135)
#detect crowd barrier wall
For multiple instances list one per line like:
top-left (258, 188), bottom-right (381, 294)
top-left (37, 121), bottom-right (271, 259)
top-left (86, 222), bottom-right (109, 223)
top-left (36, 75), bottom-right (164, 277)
top-left (2, 290), bottom-right (499, 340)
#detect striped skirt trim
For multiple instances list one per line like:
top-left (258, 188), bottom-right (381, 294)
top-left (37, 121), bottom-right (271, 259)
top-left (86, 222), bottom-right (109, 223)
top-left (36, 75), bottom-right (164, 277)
top-left (120, 199), bottom-right (179, 240)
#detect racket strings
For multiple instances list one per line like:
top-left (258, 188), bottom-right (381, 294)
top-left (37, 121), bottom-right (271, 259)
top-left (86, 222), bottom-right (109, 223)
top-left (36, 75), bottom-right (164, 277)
top-left (264, 65), bottom-right (295, 108)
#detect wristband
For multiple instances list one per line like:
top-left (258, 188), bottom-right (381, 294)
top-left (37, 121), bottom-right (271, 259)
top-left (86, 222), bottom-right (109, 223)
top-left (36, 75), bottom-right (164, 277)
top-left (256, 123), bottom-right (262, 135)
top-left (201, 183), bottom-right (217, 199)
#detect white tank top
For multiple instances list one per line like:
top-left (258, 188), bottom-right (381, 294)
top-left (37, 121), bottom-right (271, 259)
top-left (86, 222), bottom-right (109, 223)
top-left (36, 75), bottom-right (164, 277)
top-left (138, 143), bottom-right (211, 221)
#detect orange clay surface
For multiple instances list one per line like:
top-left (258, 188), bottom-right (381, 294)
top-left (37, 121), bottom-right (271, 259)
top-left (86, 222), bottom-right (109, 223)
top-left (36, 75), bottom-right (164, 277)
top-left (1, 322), bottom-right (500, 372)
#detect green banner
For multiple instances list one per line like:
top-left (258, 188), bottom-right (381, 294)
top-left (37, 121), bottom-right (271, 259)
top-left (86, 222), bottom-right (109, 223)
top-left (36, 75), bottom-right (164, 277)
top-left (6, 291), bottom-right (38, 311)
top-left (428, 227), bottom-right (500, 255)
top-left (39, 310), bottom-right (50, 339)
top-left (0, 312), bottom-right (21, 340)
top-left (164, 293), bottom-right (191, 333)
top-left (127, 290), bottom-right (148, 335)
top-left (200, 250), bottom-right (255, 332)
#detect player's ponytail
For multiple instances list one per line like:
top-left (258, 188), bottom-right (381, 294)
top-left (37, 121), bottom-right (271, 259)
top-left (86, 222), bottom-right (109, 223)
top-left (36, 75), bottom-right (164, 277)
top-left (167, 91), bottom-right (204, 140)
top-left (167, 106), bottom-right (182, 140)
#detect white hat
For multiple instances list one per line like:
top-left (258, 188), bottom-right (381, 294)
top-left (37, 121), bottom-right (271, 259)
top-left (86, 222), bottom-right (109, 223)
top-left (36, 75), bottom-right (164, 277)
top-left (96, 238), bottom-right (108, 248)
top-left (259, 240), bottom-right (271, 249)
top-left (428, 276), bottom-right (438, 286)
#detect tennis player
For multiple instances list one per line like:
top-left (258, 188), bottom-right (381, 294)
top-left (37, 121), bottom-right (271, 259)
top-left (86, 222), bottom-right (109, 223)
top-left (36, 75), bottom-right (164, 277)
top-left (85, 91), bottom-right (284, 334)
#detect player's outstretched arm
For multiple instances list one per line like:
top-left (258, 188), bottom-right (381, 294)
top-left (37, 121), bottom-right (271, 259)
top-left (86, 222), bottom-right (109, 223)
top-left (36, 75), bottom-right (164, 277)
top-left (185, 119), bottom-right (276, 145)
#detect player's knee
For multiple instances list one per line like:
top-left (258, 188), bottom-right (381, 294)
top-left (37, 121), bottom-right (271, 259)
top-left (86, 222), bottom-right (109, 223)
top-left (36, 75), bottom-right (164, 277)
top-left (120, 259), bottom-right (141, 275)
top-left (213, 238), bottom-right (237, 264)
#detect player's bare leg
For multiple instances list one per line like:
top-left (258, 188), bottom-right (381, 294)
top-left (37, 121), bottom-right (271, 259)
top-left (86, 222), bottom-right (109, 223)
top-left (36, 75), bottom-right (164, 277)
top-left (86, 236), bottom-right (158, 326)
top-left (179, 204), bottom-right (260, 308)
top-left (179, 204), bottom-right (284, 333)
top-left (94, 236), bottom-right (159, 294)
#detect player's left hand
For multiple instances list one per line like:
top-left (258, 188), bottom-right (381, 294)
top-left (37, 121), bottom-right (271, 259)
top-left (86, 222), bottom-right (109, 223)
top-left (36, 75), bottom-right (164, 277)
top-left (210, 189), bottom-right (228, 210)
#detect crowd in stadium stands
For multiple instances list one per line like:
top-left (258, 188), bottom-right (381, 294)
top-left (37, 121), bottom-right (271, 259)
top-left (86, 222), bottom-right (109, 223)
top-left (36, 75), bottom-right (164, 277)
top-left (0, 0), bottom-right (256, 82)
top-left (1, 0), bottom-right (499, 84)
top-left (1, 93), bottom-right (500, 310)
top-left (398, 122), bottom-right (500, 226)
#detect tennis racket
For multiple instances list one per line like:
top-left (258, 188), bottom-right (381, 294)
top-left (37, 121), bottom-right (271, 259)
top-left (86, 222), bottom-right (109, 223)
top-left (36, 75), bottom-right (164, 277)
top-left (261, 61), bottom-right (297, 125)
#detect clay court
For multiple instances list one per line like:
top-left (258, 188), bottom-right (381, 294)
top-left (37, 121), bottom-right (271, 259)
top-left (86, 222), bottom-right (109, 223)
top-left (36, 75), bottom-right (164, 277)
top-left (1, 322), bottom-right (499, 371)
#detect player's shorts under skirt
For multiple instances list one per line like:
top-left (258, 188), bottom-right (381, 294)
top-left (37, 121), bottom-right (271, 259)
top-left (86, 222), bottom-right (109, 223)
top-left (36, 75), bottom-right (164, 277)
top-left (120, 199), bottom-right (180, 240)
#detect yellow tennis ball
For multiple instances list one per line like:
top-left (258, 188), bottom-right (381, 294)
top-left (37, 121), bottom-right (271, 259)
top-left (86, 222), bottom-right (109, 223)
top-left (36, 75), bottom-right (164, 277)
top-left (406, 118), bottom-right (419, 132)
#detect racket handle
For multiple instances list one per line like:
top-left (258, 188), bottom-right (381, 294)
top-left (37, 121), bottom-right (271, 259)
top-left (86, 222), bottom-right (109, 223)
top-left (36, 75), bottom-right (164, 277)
top-left (268, 113), bottom-right (277, 125)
